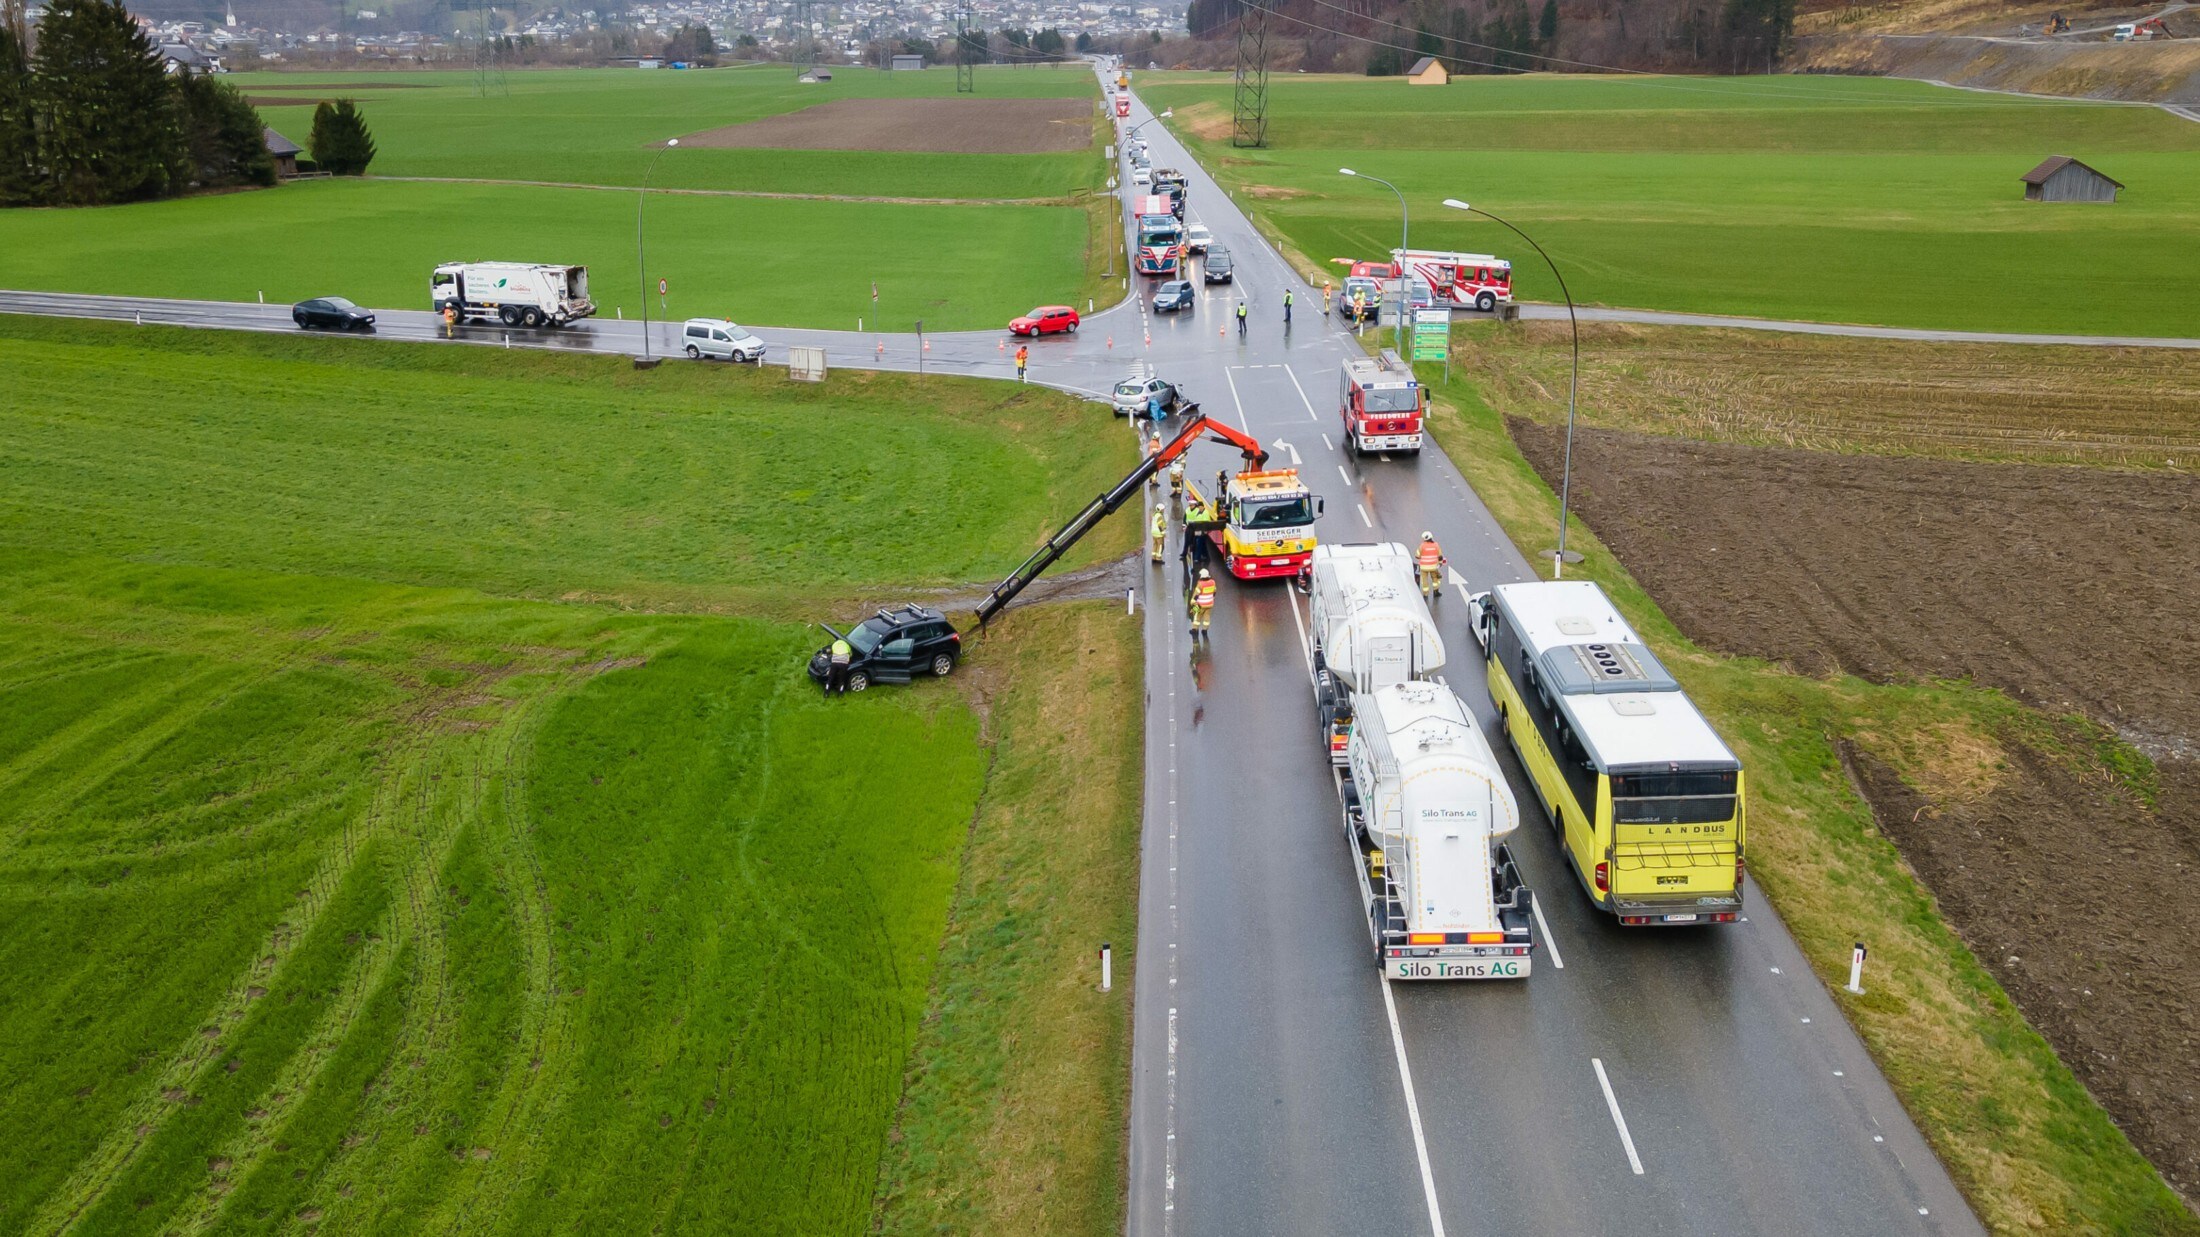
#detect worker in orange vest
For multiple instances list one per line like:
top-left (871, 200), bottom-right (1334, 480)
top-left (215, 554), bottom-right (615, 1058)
top-left (1145, 432), bottom-right (1163, 488)
top-left (1015, 343), bottom-right (1030, 381)
top-left (442, 303), bottom-right (458, 338)
top-left (1416, 531), bottom-right (1445, 601)
top-left (1189, 568), bottom-right (1217, 636)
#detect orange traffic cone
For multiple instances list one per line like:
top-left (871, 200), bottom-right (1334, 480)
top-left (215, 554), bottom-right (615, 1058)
top-left (1107, 336), bottom-right (1114, 349)
top-left (997, 338), bottom-right (1005, 351)
top-left (876, 339), bottom-right (885, 355)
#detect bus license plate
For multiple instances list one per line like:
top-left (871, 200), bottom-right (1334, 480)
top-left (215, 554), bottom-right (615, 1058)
top-left (1663, 913), bottom-right (1699, 923)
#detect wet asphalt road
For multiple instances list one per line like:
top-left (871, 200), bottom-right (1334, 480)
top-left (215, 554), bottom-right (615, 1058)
top-left (1099, 85), bottom-right (1984, 1237)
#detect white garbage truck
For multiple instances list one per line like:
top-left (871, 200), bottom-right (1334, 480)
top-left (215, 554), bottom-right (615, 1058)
top-left (430, 261), bottom-right (595, 328)
top-left (1310, 542), bottom-right (1446, 767)
top-left (1342, 680), bottom-right (1536, 980)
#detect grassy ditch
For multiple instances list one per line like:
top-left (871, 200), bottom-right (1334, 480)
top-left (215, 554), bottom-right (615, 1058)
top-left (872, 601), bottom-right (1142, 1237)
top-left (1410, 324), bottom-right (2197, 1235)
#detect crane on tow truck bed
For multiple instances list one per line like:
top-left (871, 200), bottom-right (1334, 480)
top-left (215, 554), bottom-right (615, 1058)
top-left (972, 407), bottom-right (1266, 627)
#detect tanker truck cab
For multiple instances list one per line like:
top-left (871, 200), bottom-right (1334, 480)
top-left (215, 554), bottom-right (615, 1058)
top-left (1481, 581), bottom-right (1746, 925)
top-left (1344, 682), bottom-right (1536, 979)
top-left (1216, 469), bottom-right (1322, 580)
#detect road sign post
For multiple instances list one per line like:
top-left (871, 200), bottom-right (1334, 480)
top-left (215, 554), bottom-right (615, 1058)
top-left (1847, 943), bottom-right (1867, 994)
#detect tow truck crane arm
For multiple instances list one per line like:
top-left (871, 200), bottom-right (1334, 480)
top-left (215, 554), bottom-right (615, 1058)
top-left (971, 407), bottom-right (1266, 627)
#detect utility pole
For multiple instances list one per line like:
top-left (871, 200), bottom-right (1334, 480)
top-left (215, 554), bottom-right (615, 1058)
top-left (955, 8), bottom-right (976, 93)
top-left (1231, 0), bottom-right (1269, 148)
top-left (793, 0), bottom-right (813, 78)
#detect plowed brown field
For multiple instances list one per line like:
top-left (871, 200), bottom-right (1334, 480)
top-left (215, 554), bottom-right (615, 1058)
top-left (1512, 418), bottom-right (2200, 1200)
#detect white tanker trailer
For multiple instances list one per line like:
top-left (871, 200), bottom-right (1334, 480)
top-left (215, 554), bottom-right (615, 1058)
top-left (1342, 681), bottom-right (1537, 980)
top-left (1310, 542), bottom-right (1445, 765)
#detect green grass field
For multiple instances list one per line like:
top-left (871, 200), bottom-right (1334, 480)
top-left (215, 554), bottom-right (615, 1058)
top-left (1141, 73), bottom-right (2200, 336)
top-left (0, 316), bottom-right (1140, 1234)
top-left (0, 65), bottom-right (1113, 330)
top-left (241, 64), bottom-right (1101, 198)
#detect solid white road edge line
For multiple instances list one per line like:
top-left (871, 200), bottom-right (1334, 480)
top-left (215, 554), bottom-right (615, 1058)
top-left (1381, 978), bottom-right (1450, 1237)
top-left (1531, 893), bottom-right (1564, 970)
top-left (1593, 1057), bottom-right (1647, 1176)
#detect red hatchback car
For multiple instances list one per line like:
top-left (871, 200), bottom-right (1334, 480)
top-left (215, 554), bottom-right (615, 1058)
top-left (1009, 305), bottom-right (1080, 337)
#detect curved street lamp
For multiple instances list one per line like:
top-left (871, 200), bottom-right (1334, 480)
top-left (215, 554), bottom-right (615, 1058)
top-left (1339, 168), bottom-right (1408, 351)
top-left (1125, 108), bottom-right (1173, 138)
top-left (638, 137), bottom-right (679, 363)
top-left (1442, 198), bottom-right (1582, 579)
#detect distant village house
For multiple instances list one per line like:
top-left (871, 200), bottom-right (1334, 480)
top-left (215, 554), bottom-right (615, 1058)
top-left (1407, 56), bottom-right (1449, 85)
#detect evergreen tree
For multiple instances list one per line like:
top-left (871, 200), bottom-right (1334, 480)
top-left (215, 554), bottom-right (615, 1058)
top-left (176, 72), bottom-right (273, 189)
top-left (309, 98), bottom-right (376, 176)
top-left (32, 0), bottom-right (183, 205)
top-left (0, 22), bottom-right (40, 204)
top-left (1539, 0), bottom-right (1560, 46)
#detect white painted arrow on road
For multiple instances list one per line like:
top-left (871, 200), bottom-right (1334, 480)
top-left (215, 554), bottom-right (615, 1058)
top-left (1272, 439), bottom-right (1301, 466)
top-left (1449, 566), bottom-right (1475, 607)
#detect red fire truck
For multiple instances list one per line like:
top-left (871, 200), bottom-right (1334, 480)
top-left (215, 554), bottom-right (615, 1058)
top-left (1393, 248), bottom-right (1513, 312)
top-left (1339, 349), bottom-right (1424, 456)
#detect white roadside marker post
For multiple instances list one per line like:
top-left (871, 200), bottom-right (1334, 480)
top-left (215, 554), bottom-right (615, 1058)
top-left (1101, 943), bottom-right (1113, 992)
top-left (1847, 943), bottom-right (1868, 995)
top-left (1127, 587), bottom-right (1136, 615)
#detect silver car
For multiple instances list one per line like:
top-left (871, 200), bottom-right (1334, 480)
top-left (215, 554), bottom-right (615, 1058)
top-left (681, 317), bottom-right (765, 363)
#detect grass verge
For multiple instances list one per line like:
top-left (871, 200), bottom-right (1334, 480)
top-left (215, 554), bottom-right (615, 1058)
top-left (872, 600), bottom-right (1142, 1236)
top-left (1412, 322), bottom-right (2197, 1236)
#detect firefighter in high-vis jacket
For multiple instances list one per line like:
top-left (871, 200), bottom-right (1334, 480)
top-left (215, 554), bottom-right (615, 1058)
top-left (1188, 568), bottom-right (1217, 635)
top-left (1151, 503), bottom-right (1169, 562)
top-left (1416, 531), bottom-right (1445, 601)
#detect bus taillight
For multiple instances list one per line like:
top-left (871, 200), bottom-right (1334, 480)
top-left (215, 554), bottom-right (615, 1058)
top-left (1594, 861), bottom-right (1609, 893)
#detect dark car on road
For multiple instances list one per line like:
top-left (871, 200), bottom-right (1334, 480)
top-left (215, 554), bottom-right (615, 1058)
top-left (1153, 280), bottom-right (1195, 313)
top-left (1202, 246), bottom-right (1234, 284)
top-left (292, 296), bottom-right (376, 331)
top-left (808, 605), bottom-right (962, 691)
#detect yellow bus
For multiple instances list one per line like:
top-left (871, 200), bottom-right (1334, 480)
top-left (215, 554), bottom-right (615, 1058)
top-left (1476, 581), bottom-right (1744, 926)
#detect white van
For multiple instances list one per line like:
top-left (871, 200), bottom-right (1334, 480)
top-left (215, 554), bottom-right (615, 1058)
top-left (681, 318), bottom-right (765, 363)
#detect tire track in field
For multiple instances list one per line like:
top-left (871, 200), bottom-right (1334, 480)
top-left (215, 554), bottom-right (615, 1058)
top-left (154, 689), bottom-right (477, 1235)
top-left (441, 689), bottom-right (591, 1230)
top-left (32, 658), bottom-right (527, 1234)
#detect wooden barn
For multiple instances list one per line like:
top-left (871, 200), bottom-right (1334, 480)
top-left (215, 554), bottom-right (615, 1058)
top-left (2020, 155), bottom-right (2122, 203)
top-left (1407, 56), bottom-right (1449, 86)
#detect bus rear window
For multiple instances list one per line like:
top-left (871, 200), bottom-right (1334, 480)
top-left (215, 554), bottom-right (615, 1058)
top-left (1610, 768), bottom-right (1737, 824)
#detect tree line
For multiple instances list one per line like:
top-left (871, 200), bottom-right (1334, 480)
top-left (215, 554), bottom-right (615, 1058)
top-left (0, 0), bottom-right (373, 207)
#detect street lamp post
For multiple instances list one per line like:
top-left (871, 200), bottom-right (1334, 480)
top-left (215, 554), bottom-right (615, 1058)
top-left (637, 137), bottom-right (679, 363)
top-left (1443, 198), bottom-right (1581, 579)
top-left (1339, 168), bottom-right (1408, 352)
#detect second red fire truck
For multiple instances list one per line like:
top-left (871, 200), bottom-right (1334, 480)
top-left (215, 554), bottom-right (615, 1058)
top-left (1339, 349), bottom-right (1425, 456)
